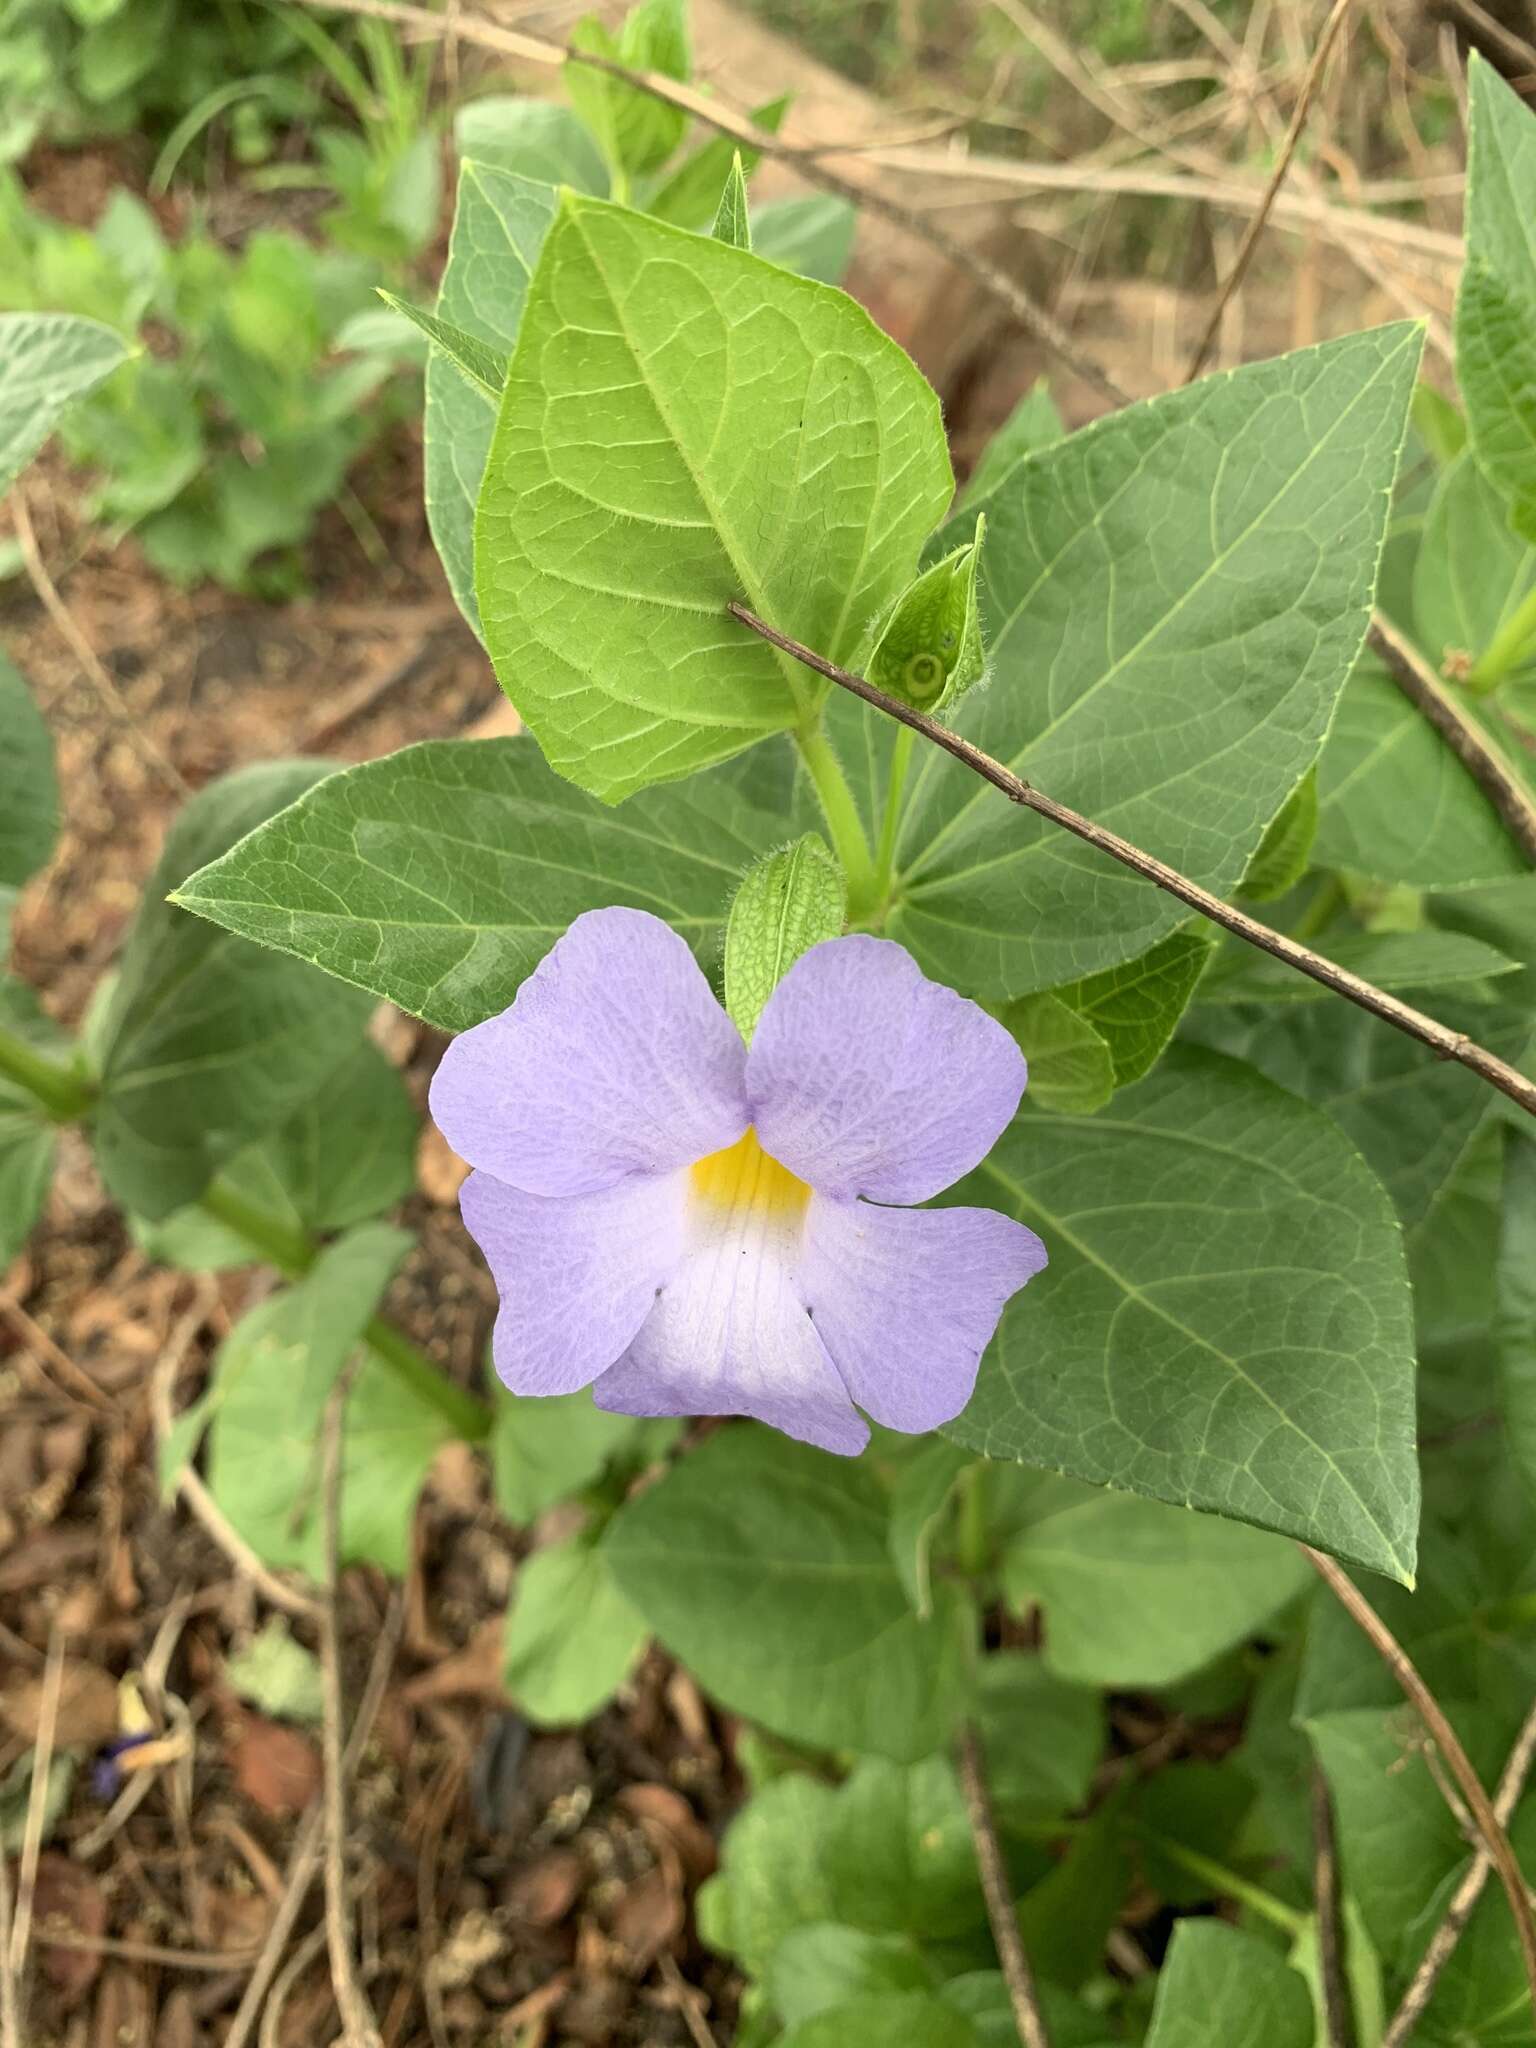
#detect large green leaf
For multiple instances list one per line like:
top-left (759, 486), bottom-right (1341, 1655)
top-left (1500, 1134), bottom-right (1536, 1501)
top-left (947, 1049), bottom-right (1419, 1582)
top-left (1457, 55), bottom-right (1536, 543)
top-left (95, 762), bottom-right (372, 1219)
top-left (0, 653), bottom-right (59, 943)
top-left (881, 327), bottom-right (1421, 997)
top-left (1145, 1922), bottom-right (1313, 2048)
top-left (604, 1429), bottom-right (973, 1759)
top-left (1314, 657), bottom-right (1526, 888)
top-left (776, 1999), bottom-right (978, 2048)
top-left (0, 979), bottom-right (62, 1271)
top-left (1414, 450), bottom-right (1536, 676)
top-left (452, 96), bottom-right (607, 192)
top-left (202, 1223), bottom-right (451, 1577)
top-left (474, 193), bottom-right (952, 801)
top-left (1199, 927), bottom-right (1518, 1005)
top-left (0, 312), bottom-right (129, 494)
top-left (1053, 928), bottom-right (1213, 1089)
top-left (424, 161), bottom-right (559, 638)
top-left (172, 737), bottom-right (788, 1032)
top-left (993, 1470), bottom-right (1310, 1687)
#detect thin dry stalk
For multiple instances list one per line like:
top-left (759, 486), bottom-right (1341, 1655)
top-left (7, 1628), bottom-right (63, 1987)
top-left (1312, 1765), bottom-right (1355, 2048)
top-left (0, 1292), bottom-right (112, 1413)
top-left (727, 602), bottom-right (1536, 1121)
top-left (12, 492), bottom-right (189, 796)
top-left (1439, 0), bottom-right (1536, 76)
top-left (0, 1839), bottom-right (20, 2048)
top-left (1304, 1548), bottom-right (1536, 2020)
top-left (1185, 0), bottom-right (1358, 380)
top-left (958, 1723), bottom-right (1052, 2048)
top-left (318, 1372), bottom-right (380, 2048)
top-left (1381, 1696), bottom-right (1536, 2048)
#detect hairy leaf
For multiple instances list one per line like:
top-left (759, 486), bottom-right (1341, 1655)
top-left (1145, 1922), bottom-right (1313, 2048)
top-left (0, 653), bottom-right (59, 941)
top-left (947, 1049), bottom-right (1420, 1581)
top-left (173, 737), bottom-right (789, 1031)
top-left (1457, 56), bottom-right (1536, 541)
top-left (475, 194), bottom-right (951, 799)
top-left (0, 311), bottom-right (129, 493)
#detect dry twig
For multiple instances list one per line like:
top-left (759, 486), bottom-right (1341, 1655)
top-left (0, 1837), bottom-right (20, 2048)
top-left (958, 1723), bottom-right (1051, 2048)
top-left (1381, 1695), bottom-right (1536, 2046)
top-left (727, 601), bottom-right (1536, 1122)
top-left (1312, 1765), bottom-right (1355, 2048)
top-left (1304, 1548), bottom-right (1536, 2020)
top-left (6, 1627), bottom-right (63, 2004)
top-left (1185, 0), bottom-right (1358, 379)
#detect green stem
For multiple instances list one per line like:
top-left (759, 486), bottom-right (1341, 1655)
top-left (197, 1180), bottom-right (491, 1442)
top-left (0, 1019), bottom-right (95, 1122)
top-left (956, 1462), bottom-right (990, 1579)
top-left (1469, 581), bottom-right (1536, 695)
top-left (796, 721), bottom-right (878, 920)
top-left (874, 723), bottom-right (916, 903)
top-left (1140, 1833), bottom-right (1308, 1937)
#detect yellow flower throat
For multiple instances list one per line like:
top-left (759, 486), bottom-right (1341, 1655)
top-left (689, 1127), bottom-right (810, 1225)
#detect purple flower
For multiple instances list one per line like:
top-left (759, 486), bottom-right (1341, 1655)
top-left (431, 909), bottom-right (1046, 1456)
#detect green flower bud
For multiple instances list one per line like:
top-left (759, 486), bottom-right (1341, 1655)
top-left (867, 512), bottom-right (987, 714)
top-left (723, 833), bottom-right (846, 1042)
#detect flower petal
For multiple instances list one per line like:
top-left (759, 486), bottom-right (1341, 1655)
top-left (748, 936), bottom-right (1027, 1203)
top-left (800, 1196), bottom-right (1047, 1434)
top-left (592, 1222), bottom-right (868, 1457)
top-left (461, 1167), bottom-right (686, 1395)
top-left (430, 908), bottom-right (748, 1197)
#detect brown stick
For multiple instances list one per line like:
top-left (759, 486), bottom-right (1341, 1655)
top-left (1380, 1696), bottom-right (1536, 2048)
top-left (957, 1723), bottom-right (1052, 2048)
top-left (727, 602), bottom-right (1536, 1122)
top-left (1366, 617), bottom-right (1536, 863)
top-left (1311, 1765), bottom-right (1356, 2048)
top-left (1303, 1548), bottom-right (1536, 2019)
top-left (318, 1372), bottom-right (380, 2048)
top-left (1185, 0), bottom-right (1358, 380)
top-left (291, 0), bottom-right (1130, 406)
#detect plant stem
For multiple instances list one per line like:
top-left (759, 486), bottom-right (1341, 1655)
top-left (0, 1021), bottom-right (94, 1123)
top-left (796, 721), bottom-right (879, 920)
top-left (1140, 1833), bottom-right (1308, 1937)
top-left (874, 723), bottom-right (916, 904)
top-left (198, 1181), bottom-right (491, 1443)
top-left (1469, 582), bottom-right (1536, 695)
top-left (956, 1462), bottom-right (990, 1579)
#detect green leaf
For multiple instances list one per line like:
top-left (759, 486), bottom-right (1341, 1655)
top-left (1240, 770), bottom-right (1317, 901)
top-left (1414, 449), bottom-right (1536, 676)
top-left (998, 992), bottom-right (1115, 1115)
top-left (1500, 1134), bottom-right (1536, 1501)
top-left (766, 1927), bottom-right (935, 2027)
top-left (0, 1751), bottom-right (75, 1856)
top-left (974, 1653), bottom-right (1101, 1824)
top-left (724, 833), bottom-right (845, 1041)
top-left (1017, 1784), bottom-right (1131, 1987)
top-left (1145, 1922), bottom-right (1313, 2048)
top-left (1314, 655), bottom-right (1526, 887)
top-left (886, 1438), bottom-right (969, 1616)
top-left (452, 96), bottom-right (608, 192)
top-left (958, 378), bottom-right (1064, 509)
top-left (224, 1617), bottom-right (324, 1724)
top-left (95, 762), bottom-right (373, 1219)
top-left (940, 1973), bottom-right (1119, 2048)
top-left (710, 151), bottom-right (751, 250)
top-left (697, 1753), bottom-right (983, 1976)
top-left (886, 327), bottom-right (1423, 997)
top-left (0, 978), bottom-right (62, 1270)
top-left (1457, 56), bottom-right (1536, 542)
top-left (646, 95), bottom-right (789, 230)
top-left (565, 0), bottom-right (690, 183)
top-left (425, 162), bottom-right (559, 638)
top-left (492, 1388), bottom-right (650, 1522)
top-left (0, 311), bottom-right (129, 493)
top-left (136, 1039), bottom-right (418, 1268)
top-left (0, 652), bottom-right (59, 935)
top-left (867, 515), bottom-right (987, 713)
top-left (753, 195), bottom-right (857, 284)
top-left (474, 193), bottom-right (951, 801)
top-left (172, 737), bottom-right (789, 1032)
top-left (204, 1224), bottom-right (450, 1577)
top-left (377, 288), bottom-right (503, 399)
top-left (947, 1048), bottom-right (1420, 1582)
top-left (993, 1471), bottom-right (1309, 1687)
top-left (1053, 929), bottom-right (1213, 1089)
top-left (1199, 927), bottom-right (1518, 1005)
top-left (503, 1534), bottom-right (648, 1723)
top-left (777, 1998), bottom-right (978, 2048)
top-left (604, 1429), bottom-right (973, 1759)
